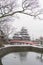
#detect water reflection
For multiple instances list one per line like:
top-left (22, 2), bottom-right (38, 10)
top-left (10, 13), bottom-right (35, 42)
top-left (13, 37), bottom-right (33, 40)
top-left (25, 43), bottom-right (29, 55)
top-left (19, 52), bottom-right (27, 61)
top-left (0, 51), bottom-right (43, 65)
top-left (36, 53), bottom-right (43, 62)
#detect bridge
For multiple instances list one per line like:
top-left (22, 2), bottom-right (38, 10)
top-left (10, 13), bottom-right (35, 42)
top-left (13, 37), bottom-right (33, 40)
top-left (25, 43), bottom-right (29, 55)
top-left (0, 45), bottom-right (43, 58)
top-left (9, 40), bottom-right (37, 45)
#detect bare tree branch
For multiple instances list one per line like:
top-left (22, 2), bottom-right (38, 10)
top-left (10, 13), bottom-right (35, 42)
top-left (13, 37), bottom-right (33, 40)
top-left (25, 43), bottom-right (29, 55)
top-left (0, 0), bottom-right (43, 43)
top-left (0, 0), bottom-right (42, 19)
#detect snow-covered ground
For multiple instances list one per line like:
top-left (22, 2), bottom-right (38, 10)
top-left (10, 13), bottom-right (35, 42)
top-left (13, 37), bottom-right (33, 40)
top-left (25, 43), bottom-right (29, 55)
top-left (4, 44), bottom-right (43, 48)
top-left (0, 43), bottom-right (43, 50)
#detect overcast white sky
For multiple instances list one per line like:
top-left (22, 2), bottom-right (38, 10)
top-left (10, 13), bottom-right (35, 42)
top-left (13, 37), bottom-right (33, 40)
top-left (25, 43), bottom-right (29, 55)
top-left (9, 0), bottom-right (43, 40)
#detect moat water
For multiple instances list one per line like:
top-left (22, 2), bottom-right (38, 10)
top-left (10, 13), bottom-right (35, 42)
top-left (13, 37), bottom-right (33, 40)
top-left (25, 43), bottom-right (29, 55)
top-left (0, 51), bottom-right (43, 65)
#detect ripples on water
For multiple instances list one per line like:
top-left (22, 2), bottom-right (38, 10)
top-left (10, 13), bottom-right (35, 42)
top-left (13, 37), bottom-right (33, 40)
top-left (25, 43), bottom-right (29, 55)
top-left (0, 52), bottom-right (43, 65)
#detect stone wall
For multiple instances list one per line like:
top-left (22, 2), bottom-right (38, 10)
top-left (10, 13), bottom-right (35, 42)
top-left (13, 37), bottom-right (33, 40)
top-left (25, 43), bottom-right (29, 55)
top-left (0, 46), bottom-right (43, 58)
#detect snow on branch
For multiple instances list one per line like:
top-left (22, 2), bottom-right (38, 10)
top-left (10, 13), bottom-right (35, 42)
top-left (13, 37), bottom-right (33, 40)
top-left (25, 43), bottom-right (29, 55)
top-left (0, 0), bottom-right (43, 20)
